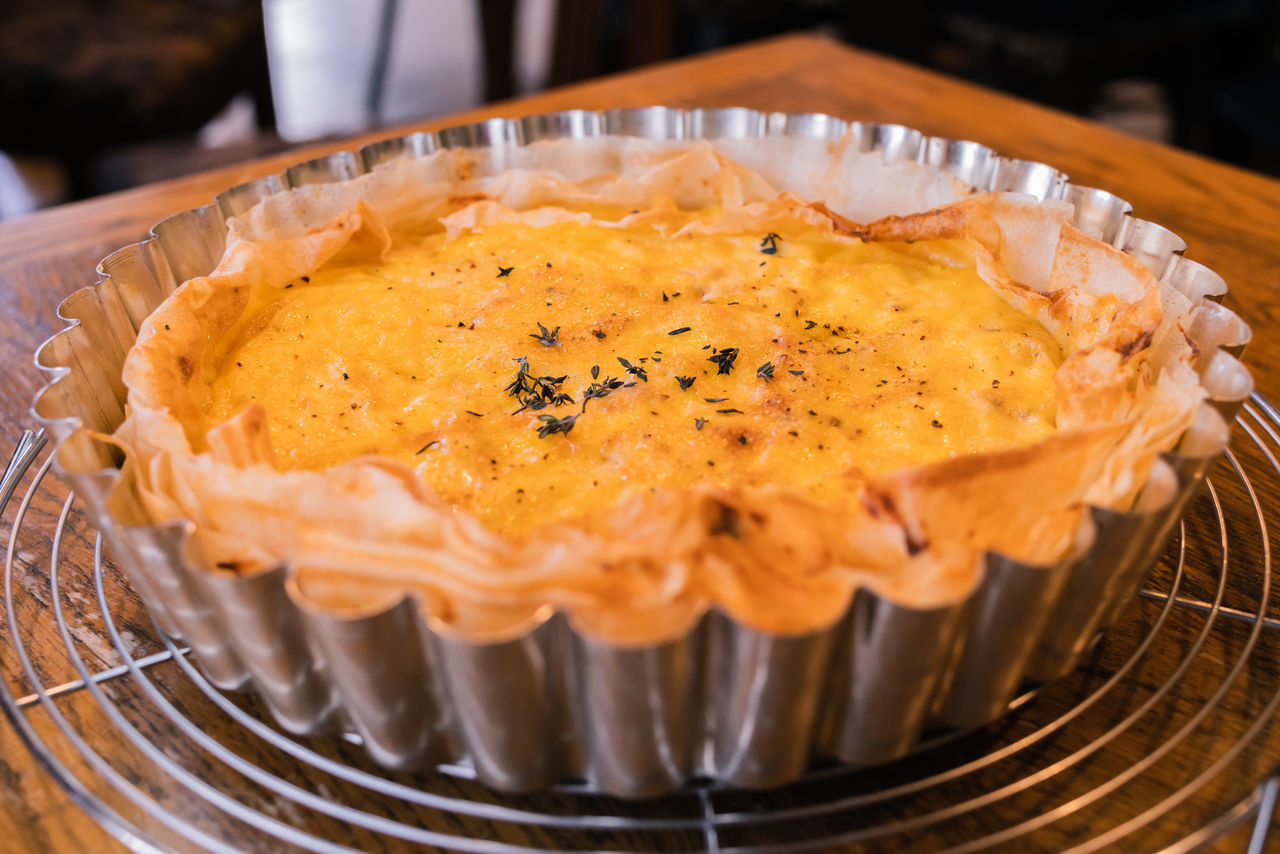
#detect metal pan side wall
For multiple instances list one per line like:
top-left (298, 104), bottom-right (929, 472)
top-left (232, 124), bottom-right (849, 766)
top-left (27, 109), bottom-right (1250, 796)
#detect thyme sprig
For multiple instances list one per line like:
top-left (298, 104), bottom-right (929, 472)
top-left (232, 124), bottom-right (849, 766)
top-left (581, 376), bottom-right (625, 411)
top-left (504, 356), bottom-right (533, 397)
top-left (505, 357), bottom-right (573, 413)
top-left (617, 356), bottom-right (648, 382)
top-left (756, 361), bottom-right (775, 381)
top-left (537, 413), bottom-right (578, 438)
top-left (707, 347), bottom-right (739, 375)
top-left (760, 232), bottom-right (780, 255)
top-left (529, 322), bottom-right (561, 347)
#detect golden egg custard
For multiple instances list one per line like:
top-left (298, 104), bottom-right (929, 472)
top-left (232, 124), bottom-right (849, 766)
top-left (204, 209), bottom-right (1063, 537)
top-left (112, 140), bottom-right (1204, 641)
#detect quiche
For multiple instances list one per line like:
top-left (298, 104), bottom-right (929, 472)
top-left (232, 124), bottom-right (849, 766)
top-left (109, 137), bottom-right (1206, 646)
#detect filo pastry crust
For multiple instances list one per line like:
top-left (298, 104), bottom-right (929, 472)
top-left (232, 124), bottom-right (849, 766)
top-left (107, 138), bottom-right (1206, 644)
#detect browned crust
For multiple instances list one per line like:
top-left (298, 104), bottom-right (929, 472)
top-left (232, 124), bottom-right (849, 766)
top-left (108, 141), bottom-right (1205, 642)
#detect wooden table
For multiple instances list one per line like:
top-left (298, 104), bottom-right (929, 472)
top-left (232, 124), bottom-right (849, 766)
top-left (3, 34), bottom-right (1280, 852)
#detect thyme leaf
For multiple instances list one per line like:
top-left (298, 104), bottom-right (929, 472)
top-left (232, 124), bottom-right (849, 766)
top-left (581, 376), bottom-right (625, 411)
top-left (536, 413), bottom-right (579, 438)
top-left (506, 357), bottom-right (572, 412)
top-left (529, 322), bottom-right (561, 347)
top-left (707, 347), bottom-right (739, 375)
top-left (760, 232), bottom-right (780, 255)
top-left (617, 356), bottom-right (648, 382)
top-left (756, 362), bottom-right (774, 381)
top-left (504, 357), bottom-right (533, 397)
top-left (675, 375), bottom-right (696, 391)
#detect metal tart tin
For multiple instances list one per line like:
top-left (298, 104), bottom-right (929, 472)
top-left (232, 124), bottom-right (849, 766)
top-left (30, 108), bottom-right (1253, 798)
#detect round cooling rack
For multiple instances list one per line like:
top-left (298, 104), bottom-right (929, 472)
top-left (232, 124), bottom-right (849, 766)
top-left (5, 397), bottom-right (1280, 853)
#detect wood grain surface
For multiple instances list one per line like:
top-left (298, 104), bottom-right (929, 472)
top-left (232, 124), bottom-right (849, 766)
top-left (2, 34), bottom-right (1280, 852)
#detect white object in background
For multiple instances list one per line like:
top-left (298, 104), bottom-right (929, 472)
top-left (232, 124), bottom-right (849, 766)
top-left (379, 0), bottom-right (484, 126)
top-left (264, 0), bottom-right (485, 142)
top-left (197, 94), bottom-right (261, 150)
top-left (515, 0), bottom-right (554, 94)
top-left (0, 153), bottom-right (66, 222)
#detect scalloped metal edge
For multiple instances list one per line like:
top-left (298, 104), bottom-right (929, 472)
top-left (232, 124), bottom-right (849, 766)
top-left (29, 108), bottom-right (1255, 797)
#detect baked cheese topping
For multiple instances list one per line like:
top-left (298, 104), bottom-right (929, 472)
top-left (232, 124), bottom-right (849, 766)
top-left (205, 210), bottom-right (1064, 535)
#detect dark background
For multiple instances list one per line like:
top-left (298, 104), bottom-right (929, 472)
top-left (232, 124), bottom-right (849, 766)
top-left (1, 0), bottom-right (1276, 214)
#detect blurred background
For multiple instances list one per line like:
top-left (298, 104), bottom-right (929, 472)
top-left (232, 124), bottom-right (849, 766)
top-left (1, 0), bottom-right (1276, 220)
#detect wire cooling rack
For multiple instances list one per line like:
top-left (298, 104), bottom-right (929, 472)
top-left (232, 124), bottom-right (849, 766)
top-left (4, 397), bottom-right (1280, 853)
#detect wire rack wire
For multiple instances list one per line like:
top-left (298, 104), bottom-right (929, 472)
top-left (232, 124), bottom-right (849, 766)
top-left (4, 397), bottom-right (1280, 852)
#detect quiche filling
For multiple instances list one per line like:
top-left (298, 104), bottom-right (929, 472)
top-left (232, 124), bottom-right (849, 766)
top-left (113, 140), bottom-right (1203, 638)
top-left (203, 208), bottom-right (1063, 536)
